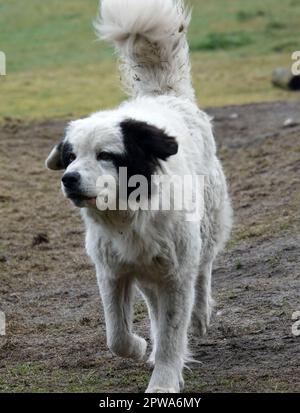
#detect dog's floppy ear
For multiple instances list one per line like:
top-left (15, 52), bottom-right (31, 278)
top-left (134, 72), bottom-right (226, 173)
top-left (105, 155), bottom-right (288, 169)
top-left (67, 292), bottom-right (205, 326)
top-left (45, 141), bottom-right (64, 170)
top-left (120, 119), bottom-right (178, 161)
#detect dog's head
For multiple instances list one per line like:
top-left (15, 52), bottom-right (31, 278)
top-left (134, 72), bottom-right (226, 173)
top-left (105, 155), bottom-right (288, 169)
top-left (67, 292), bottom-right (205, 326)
top-left (46, 114), bottom-right (178, 209)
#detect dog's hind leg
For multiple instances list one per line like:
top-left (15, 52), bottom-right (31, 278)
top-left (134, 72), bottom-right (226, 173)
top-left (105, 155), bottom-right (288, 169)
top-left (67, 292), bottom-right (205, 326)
top-left (192, 261), bottom-right (214, 336)
top-left (98, 276), bottom-right (147, 360)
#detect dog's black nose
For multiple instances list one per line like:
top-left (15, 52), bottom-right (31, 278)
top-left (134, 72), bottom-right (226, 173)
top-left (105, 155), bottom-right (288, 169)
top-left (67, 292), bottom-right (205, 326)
top-left (62, 172), bottom-right (81, 189)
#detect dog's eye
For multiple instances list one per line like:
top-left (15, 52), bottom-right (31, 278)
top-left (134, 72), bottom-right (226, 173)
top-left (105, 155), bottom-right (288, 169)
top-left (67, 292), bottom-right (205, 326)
top-left (97, 152), bottom-right (112, 162)
top-left (68, 153), bottom-right (76, 163)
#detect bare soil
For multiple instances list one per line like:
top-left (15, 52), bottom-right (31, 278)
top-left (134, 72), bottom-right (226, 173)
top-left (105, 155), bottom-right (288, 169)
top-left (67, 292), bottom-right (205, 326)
top-left (0, 100), bottom-right (299, 393)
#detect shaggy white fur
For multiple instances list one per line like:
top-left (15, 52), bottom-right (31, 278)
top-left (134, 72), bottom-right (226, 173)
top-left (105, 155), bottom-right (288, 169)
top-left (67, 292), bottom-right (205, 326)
top-left (46, 0), bottom-right (232, 393)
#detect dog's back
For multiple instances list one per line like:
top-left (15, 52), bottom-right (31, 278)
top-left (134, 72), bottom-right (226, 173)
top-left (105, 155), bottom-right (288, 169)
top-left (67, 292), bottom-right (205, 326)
top-left (95, 0), bottom-right (195, 100)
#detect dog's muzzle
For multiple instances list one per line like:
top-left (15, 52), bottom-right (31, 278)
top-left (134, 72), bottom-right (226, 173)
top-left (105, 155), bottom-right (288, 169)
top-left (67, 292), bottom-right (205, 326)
top-left (62, 172), bottom-right (96, 207)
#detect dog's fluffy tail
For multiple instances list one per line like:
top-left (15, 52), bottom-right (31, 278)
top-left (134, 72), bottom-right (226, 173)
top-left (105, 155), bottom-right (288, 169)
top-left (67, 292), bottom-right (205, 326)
top-left (95, 0), bottom-right (194, 100)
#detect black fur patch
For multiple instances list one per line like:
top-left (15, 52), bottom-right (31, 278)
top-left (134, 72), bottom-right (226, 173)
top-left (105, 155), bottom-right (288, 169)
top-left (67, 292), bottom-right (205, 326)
top-left (98, 119), bottom-right (178, 198)
top-left (61, 141), bottom-right (75, 169)
top-left (121, 119), bottom-right (178, 161)
top-left (113, 119), bottom-right (178, 182)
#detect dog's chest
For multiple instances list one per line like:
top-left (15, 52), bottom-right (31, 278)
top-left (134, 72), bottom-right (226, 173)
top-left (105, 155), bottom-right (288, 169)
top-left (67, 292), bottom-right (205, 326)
top-left (85, 223), bottom-right (181, 278)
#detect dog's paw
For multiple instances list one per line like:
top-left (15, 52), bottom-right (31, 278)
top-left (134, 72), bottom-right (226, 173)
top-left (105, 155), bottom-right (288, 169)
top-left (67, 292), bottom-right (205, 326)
top-left (132, 335), bottom-right (147, 361)
top-left (146, 364), bottom-right (182, 393)
top-left (108, 334), bottom-right (147, 361)
top-left (191, 311), bottom-right (211, 337)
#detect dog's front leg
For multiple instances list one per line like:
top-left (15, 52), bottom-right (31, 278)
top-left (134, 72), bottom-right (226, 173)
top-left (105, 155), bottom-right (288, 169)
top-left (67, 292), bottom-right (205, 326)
top-left (146, 279), bottom-right (195, 393)
top-left (97, 275), bottom-right (147, 360)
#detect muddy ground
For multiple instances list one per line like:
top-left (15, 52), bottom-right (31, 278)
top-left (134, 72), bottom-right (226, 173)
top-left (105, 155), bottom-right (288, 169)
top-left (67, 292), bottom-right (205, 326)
top-left (0, 101), bottom-right (299, 393)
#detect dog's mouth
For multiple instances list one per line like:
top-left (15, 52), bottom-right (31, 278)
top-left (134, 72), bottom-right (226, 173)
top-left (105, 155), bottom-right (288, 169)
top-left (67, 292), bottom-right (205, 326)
top-left (66, 192), bottom-right (97, 208)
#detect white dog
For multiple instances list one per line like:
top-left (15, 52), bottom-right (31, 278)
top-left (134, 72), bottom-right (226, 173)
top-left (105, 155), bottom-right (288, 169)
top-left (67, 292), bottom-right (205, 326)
top-left (46, 0), bottom-right (232, 393)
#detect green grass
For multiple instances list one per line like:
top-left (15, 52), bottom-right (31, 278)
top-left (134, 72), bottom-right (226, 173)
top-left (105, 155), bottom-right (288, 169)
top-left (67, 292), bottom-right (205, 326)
top-left (0, 0), bottom-right (300, 120)
top-left (0, 362), bottom-right (150, 393)
top-left (236, 10), bottom-right (266, 22)
top-left (190, 32), bottom-right (252, 51)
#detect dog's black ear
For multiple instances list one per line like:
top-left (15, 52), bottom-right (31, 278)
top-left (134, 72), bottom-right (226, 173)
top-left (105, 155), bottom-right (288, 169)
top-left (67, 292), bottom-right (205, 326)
top-left (120, 119), bottom-right (178, 161)
top-left (45, 141), bottom-right (64, 170)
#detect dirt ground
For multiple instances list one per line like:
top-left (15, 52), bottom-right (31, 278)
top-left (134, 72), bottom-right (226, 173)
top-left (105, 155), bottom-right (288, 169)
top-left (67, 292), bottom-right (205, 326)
top-left (0, 101), bottom-right (299, 393)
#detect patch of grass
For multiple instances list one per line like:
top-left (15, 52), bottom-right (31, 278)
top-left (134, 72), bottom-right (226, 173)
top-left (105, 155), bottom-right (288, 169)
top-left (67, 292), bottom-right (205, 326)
top-left (2, 53), bottom-right (297, 119)
top-left (228, 207), bottom-right (298, 250)
top-left (2, 365), bottom-right (103, 393)
top-left (279, 222), bottom-right (292, 231)
top-left (236, 225), bottom-right (267, 241)
top-left (134, 300), bottom-right (147, 322)
top-left (266, 21), bottom-right (287, 31)
top-left (190, 32), bottom-right (252, 51)
top-left (0, 363), bottom-right (49, 392)
top-left (185, 372), bottom-right (294, 393)
top-left (236, 261), bottom-right (243, 270)
top-left (64, 370), bottom-right (106, 393)
top-left (0, 0), bottom-right (300, 120)
top-left (7, 363), bottom-right (44, 378)
top-left (272, 41), bottom-right (300, 53)
top-left (0, 363), bottom-right (151, 393)
top-left (236, 10), bottom-right (266, 22)
top-left (267, 255), bottom-right (281, 267)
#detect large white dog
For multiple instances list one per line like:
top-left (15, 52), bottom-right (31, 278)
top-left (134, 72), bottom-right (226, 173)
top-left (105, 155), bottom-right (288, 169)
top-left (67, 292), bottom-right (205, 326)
top-left (46, 0), bottom-right (232, 393)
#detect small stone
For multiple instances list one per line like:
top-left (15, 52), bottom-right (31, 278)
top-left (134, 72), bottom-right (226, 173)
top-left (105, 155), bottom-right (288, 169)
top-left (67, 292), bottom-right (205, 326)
top-left (32, 233), bottom-right (49, 247)
top-left (0, 255), bottom-right (7, 263)
top-left (283, 118), bottom-right (298, 128)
